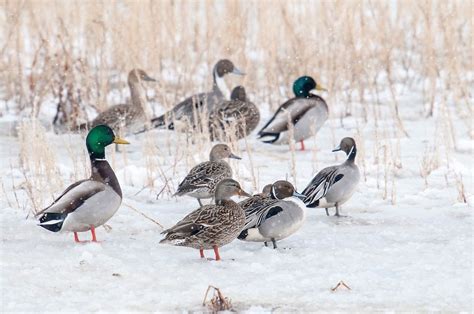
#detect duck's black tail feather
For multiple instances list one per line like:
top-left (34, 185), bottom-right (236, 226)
top-left (258, 132), bottom-right (280, 144)
top-left (150, 115), bottom-right (175, 130)
top-left (38, 213), bottom-right (67, 232)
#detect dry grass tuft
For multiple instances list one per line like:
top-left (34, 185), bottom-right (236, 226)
top-left (202, 285), bottom-right (233, 312)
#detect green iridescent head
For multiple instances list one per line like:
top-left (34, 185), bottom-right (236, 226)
top-left (292, 76), bottom-right (327, 98)
top-left (86, 125), bottom-right (129, 159)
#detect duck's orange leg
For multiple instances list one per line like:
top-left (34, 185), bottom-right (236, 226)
top-left (90, 225), bottom-right (98, 242)
top-left (213, 245), bottom-right (221, 261)
top-left (74, 232), bottom-right (81, 243)
top-left (200, 248), bottom-right (205, 259)
top-left (300, 140), bottom-right (305, 151)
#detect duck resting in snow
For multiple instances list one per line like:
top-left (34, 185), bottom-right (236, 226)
top-left (150, 59), bottom-right (245, 131)
top-left (37, 125), bottom-right (129, 242)
top-left (258, 76), bottom-right (328, 150)
top-left (238, 180), bottom-right (306, 249)
top-left (79, 69), bottom-right (156, 134)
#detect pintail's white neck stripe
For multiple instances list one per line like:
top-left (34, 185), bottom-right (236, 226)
top-left (214, 68), bottom-right (230, 99)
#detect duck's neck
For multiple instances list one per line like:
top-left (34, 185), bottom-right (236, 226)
top-left (215, 198), bottom-right (232, 206)
top-left (129, 80), bottom-right (152, 121)
top-left (90, 157), bottom-right (122, 197)
top-left (347, 146), bottom-right (357, 163)
top-left (212, 69), bottom-right (229, 99)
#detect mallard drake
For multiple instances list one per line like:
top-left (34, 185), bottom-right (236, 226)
top-left (238, 180), bottom-right (306, 249)
top-left (37, 125), bottom-right (129, 242)
top-left (174, 144), bottom-right (241, 206)
top-left (150, 59), bottom-right (245, 131)
top-left (302, 137), bottom-right (360, 216)
top-left (160, 178), bottom-right (250, 260)
top-left (80, 69), bottom-right (156, 134)
top-left (208, 86), bottom-right (260, 141)
top-left (258, 76), bottom-right (328, 150)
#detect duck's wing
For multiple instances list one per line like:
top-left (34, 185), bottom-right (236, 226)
top-left (161, 204), bottom-right (223, 239)
top-left (240, 196), bottom-right (278, 230)
top-left (37, 180), bottom-right (106, 216)
top-left (258, 98), bottom-right (314, 141)
top-left (175, 161), bottom-right (230, 194)
top-left (302, 166), bottom-right (344, 207)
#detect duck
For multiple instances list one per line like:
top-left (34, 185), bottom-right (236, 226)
top-left (258, 76), bottom-right (328, 150)
top-left (79, 69), bottom-right (156, 134)
top-left (150, 59), bottom-right (245, 131)
top-left (160, 178), bottom-right (250, 260)
top-left (208, 86), bottom-right (260, 141)
top-left (302, 137), bottom-right (360, 216)
top-left (173, 144), bottom-right (241, 206)
top-left (237, 180), bottom-right (306, 249)
top-left (36, 125), bottom-right (129, 242)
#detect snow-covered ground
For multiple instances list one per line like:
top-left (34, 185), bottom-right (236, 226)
top-left (1, 86), bottom-right (472, 312)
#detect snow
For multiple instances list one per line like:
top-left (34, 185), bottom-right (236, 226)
top-left (1, 86), bottom-right (473, 312)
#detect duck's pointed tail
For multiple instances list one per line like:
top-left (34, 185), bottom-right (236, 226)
top-left (38, 213), bottom-right (67, 232)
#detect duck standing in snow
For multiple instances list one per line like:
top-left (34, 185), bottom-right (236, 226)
top-left (258, 76), bottom-right (328, 150)
top-left (238, 180), bottom-right (306, 249)
top-left (37, 125), bottom-right (129, 242)
top-left (208, 86), bottom-right (260, 141)
top-left (161, 179), bottom-right (250, 261)
top-left (174, 144), bottom-right (241, 206)
top-left (150, 59), bottom-right (245, 131)
top-left (302, 137), bottom-right (360, 216)
top-left (79, 69), bottom-right (156, 134)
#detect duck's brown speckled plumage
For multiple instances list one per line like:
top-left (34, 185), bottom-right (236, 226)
top-left (174, 144), bottom-right (241, 201)
top-left (160, 199), bottom-right (245, 249)
top-left (209, 86), bottom-right (260, 141)
top-left (174, 160), bottom-right (232, 198)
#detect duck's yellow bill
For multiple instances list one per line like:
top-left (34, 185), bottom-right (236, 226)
top-left (113, 137), bottom-right (130, 144)
top-left (316, 85), bottom-right (328, 91)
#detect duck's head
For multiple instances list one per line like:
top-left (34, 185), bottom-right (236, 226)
top-left (261, 184), bottom-right (272, 196)
top-left (214, 59), bottom-right (245, 78)
top-left (230, 86), bottom-right (246, 101)
top-left (293, 76), bottom-right (327, 98)
top-left (209, 144), bottom-right (241, 161)
top-left (86, 125), bottom-right (129, 159)
top-left (215, 178), bottom-right (251, 202)
top-left (332, 137), bottom-right (357, 156)
top-left (128, 69), bottom-right (156, 84)
top-left (271, 180), bottom-right (305, 200)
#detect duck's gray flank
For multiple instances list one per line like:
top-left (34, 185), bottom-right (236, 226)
top-left (302, 137), bottom-right (360, 216)
top-left (238, 180), bottom-right (306, 249)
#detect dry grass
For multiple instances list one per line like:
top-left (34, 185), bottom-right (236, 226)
top-left (1, 1), bottom-right (471, 122)
top-left (202, 285), bottom-right (233, 312)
